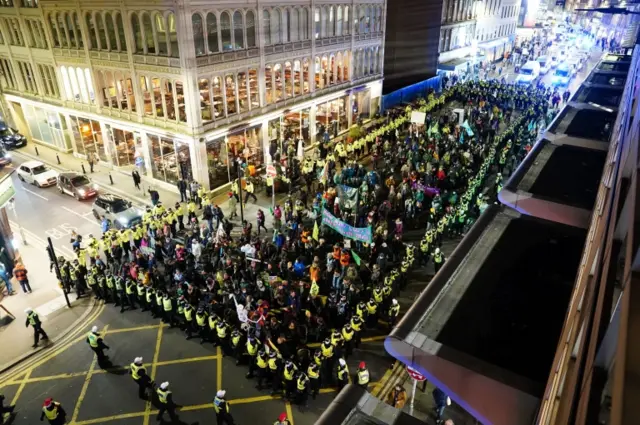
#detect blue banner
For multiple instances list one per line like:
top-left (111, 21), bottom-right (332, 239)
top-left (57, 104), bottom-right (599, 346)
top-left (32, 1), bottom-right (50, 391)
top-left (321, 209), bottom-right (372, 244)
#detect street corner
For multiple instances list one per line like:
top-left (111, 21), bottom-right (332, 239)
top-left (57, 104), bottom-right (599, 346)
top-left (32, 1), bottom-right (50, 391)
top-left (13, 374), bottom-right (86, 424)
top-left (28, 338), bottom-right (94, 378)
top-left (101, 326), bottom-right (162, 367)
top-left (154, 359), bottom-right (219, 407)
top-left (73, 371), bottom-right (148, 423)
top-left (156, 327), bottom-right (218, 362)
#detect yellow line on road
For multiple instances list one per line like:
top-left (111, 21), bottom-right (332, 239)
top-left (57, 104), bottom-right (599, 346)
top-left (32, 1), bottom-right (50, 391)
top-left (157, 354), bottom-right (219, 367)
top-left (71, 325), bottom-right (109, 423)
top-left (216, 346), bottom-right (222, 391)
top-left (142, 322), bottom-right (164, 425)
top-left (286, 401), bottom-right (295, 425)
top-left (3, 369), bottom-right (31, 422)
top-left (75, 410), bottom-right (152, 424)
top-left (106, 323), bottom-right (166, 335)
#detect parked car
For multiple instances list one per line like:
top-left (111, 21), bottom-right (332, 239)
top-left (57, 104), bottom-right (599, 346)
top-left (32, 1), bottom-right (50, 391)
top-left (537, 56), bottom-right (551, 75)
top-left (17, 161), bottom-right (58, 187)
top-left (0, 124), bottom-right (27, 150)
top-left (92, 194), bottom-right (142, 229)
top-left (0, 146), bottom-right (11, 167)
top-left (57, 172), bottom-right (99, 200)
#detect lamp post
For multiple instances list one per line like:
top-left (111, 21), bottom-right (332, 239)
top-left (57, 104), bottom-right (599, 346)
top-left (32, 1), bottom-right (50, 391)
top-left (237, 158), bottom-right (244, 224)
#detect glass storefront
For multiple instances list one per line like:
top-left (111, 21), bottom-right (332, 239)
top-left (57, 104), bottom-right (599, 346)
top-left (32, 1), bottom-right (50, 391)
top-left (282, 108), bottom-right (311, 148)
top-left (316, 96), bottom-right (348, 139)
top-left (353, 89), bottom-right (371, 121)
top-left (69, 115), bottom-right (107, 161)
top-left (105, 124), bottom-right (146, 173)
top-left (148, 134), bottom-right (192, 184)
top-left (23, 105), bottom-right (70, 150)
top-left (206, 125), bottom-right (263, 189)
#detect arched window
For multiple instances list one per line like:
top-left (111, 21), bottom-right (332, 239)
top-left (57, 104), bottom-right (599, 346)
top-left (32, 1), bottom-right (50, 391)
top-left (246, 10), bottom-right (256, 47)
top-left (301, 7), bottom-right (309, 40)
top-left (155, 13), bottom-right (167, 55)
top-left (314, 57), bottom-right (322, 89)
top-left (337, 52), bottom-right (343, 81)
top-left (57, 13), bottom-right (68, 47)
top-left (293, 59), bottom-right (301, 95)
top-left (64, 14), bottom-right (76, 48)
top-left (131, 13), bottom-right (143, 53)
top-left (343, 50), bottom-right (350, 80)
top-left (376, 6), bottom-right (382, 32)
top-left (321, 6), bottom-right (328, 38)
top-left (328, 6), bottom-right (334, 37)
top-left (283, 8), bottom-right (290, 43)
top-left (220, 11), bottom-right (231, 51)
top-left (271, 9), bottom-right (280, 44)
top-left (206, 13), bottom-right (218, 53)
top-left (314, 7), bottom-right (320, 39)
top-left (358, 6), bottom-right (365, 34)
top-left (115, 13), bottom-right (126, 51)
top-left (344, 6), bottom-right (350, 35)
top-left (167, 13), bottom-right (178, 57)
top-left (95, 13), bottom-right (107, 49)
top-left (142, 13), bottom-right (155, 54)
top-left (290, 8), bottom-right (299, 42)
top-left (86, 13), bottom-right (98, 49)
top-left (105, 13), bottom-right (117, 51)
top-left (329, 54), bottom-right (335, 84)
top-left (233, 11), bottom-right (243, 49)
top-left (302, 58), bottom-right (310, 93)
top-left (262, 10), bottom-right (271, 45)
top-left (337, 6), bottom-right (343, 36)
top-left (60, 66), bottom-right (72, 99)
top-left (73, 13), bottom-right (83, 48)
top-left (48, 14), bottom-right (60, 47)
top-left (192, 13), bottom-right (205, 56)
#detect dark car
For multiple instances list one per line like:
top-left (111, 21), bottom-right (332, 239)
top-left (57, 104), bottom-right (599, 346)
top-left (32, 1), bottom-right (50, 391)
top-left (57, 172), bottom-right (99, 200)
top-left (0, 124), bottom-right (26, 149)
top-left (92, 194), bottom-right (142, 229)
top-left (0, 145), bottom-right (11, 167)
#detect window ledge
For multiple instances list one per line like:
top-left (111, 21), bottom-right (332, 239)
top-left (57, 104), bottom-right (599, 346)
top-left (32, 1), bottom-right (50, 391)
top-left (132, 55), bottom-right (181, 69)
top-left (195, 47), bottom-right (260, 67)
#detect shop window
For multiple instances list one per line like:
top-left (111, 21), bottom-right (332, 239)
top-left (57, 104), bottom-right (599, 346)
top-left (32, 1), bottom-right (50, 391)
top-left (246, 11), bottom-right (256, 47)
top-left (212, 76), bottom-right (223, 118)
top-left (107, 125), bottom-right (138, 168)
top-left (140, 76), bottom-right (152, 116)
top-left (293, 60), bottom-right (301, 96)
top-left (224, 73), bottom-right (237, 115)
top-left (336, 53), bottom-right (343, 81)
top-left (263, 10), bottom-right (271, 45)
top-left (152, 77), bottom-right (164, 117)
top-left (163, 79), bottom-right (174, 119)
top-left (264, 65), bottom-right (272, 104)
top-left (226, 127), bottom-right (263, 172)
top-left (220, 11), bottom-right (231, 51)
top-left (142, 13), bottom-right (155, 54)
top-left (204, 13), bottom-right (217, 54)
top-left (321, 56), bottom-right (329, 87)
top-left (149, 134), bottom-right (192, 184)
top-left (248, 68), bottom-right (259, 109)
top-left (237, 71), bottom-right (248, 113)
top-left (199, 78), bottom-right (211, 122)
top-left (106, 13), bottom-right (117, 50)
top-left (302, 58), bottom-right (310, 94)
top-left (156, 13), bottom-right (168, 55)
top-left (284, 62), bottom-right (292, 98)
top-left (301, 7), bottom-right (309, 40)
top-left (273, 64), bottom-right (283, 102)
top-left (233, 11), bottom-right (243, 49)
top-left (206, 138), bottom-right (231, 188)
top-left (74, 116), bottom-right (106, 161)
top-left (167, 13), bottom-right (178, 57)
top-left (316, 101), bottom-right (328, 139)
top-left (282, 109), bottom-right (311, 149)
top-left (271, 8), bottom-right (281, 44)
top-left (175, 80), bottom-right (186, 123)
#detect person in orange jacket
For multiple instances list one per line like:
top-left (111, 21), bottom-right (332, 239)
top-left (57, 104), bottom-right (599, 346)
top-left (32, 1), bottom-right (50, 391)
top-left (340, 249), bottom-right (350, 268)
top-left (332, 244), bottom-right (341, 260)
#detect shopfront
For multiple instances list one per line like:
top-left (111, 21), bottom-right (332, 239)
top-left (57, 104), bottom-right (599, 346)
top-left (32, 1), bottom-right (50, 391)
top-left (69, 114), bottom-right (108, 161)
top-left (316, 95), bottom-right (349, 139)
top-left (477, 37), bottom-right (512, 62)
top-left (22, 104), bottom-right (72, 151)
top-left (205, 125), bottom-right (263, 189)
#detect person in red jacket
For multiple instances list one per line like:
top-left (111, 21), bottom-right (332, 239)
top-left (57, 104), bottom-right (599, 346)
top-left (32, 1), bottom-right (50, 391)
top-left (13, 260), bottom-right (31, 294)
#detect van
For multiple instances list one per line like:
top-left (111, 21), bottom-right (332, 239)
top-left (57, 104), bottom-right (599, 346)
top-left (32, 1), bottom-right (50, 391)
top-left (537, 56), bottom-right (551, 74)
top-left (516, 61), bottom-right (541, 85)
top-left (552, 63), bottom-right (572, 86)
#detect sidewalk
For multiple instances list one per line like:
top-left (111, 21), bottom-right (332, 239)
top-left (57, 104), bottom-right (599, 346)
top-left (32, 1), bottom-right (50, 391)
top-left (0, 227), bottom-right (93, 372)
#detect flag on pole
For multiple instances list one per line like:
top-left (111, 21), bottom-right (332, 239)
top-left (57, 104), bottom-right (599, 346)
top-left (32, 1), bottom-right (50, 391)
top-left (312, 221), bottom-right (320, 241)
top-left (351, 249), bottom-right (362, 266)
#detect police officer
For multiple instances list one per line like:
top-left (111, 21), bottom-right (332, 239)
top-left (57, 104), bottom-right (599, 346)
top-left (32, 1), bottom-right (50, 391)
top-left (365, 298), bottom-right (378, 328)
top-left (255, 349), bottom-right (269, 390)
top-left (320, 338), bottom-right (335, 384)
top-left (337, 358), bottom-right (349, 391)
top-left (230, 328), bottom-right (244, 364)
top-left (351, 311), bottom-right (364, 349)
top-left (295, 371), bottom-right (310, 409)
top-left (86, 325), bottom-right (109, 365)
top-left (433, 247), bottom-right (445, 273)
top-left (208, 312), bottom-right (220, 347)
top-left (196, 306), bottom-right (209, 343)
top-left (267, 350), bottom-right (281, 395)
top-left (356, 361), bottom-right (370, 389)
top-left (282, 360), bottom-right (298, 399)
top-left (273, 412), bottom-right (291, 425)
top-left (183, 303), bottom-right (195, 339)
top-left (129, 357), bottom-right (152, 400)
top-left (25, 308), bottom-right (48, 348)
top-left (216, 319), bottom-right (230, 355)
top-left (136, 281), bottom-right (146, 310)
top-left (40, 397), bottom-right (66, 425)
top-left (114, 275), bottom-right (127, 313)
top-left (213, 389), bottom-right (234, 425)
top-left (125, 278), bottom-right (137, 310)
top-left (245, 334), bottom-right (260, 376)
top-left (388, 299), bottom-right (400, 329)
top-left (307, 363), bottom-right (321, 399)
top-left (156, 382), bottom-right (178, 423)
top-left (341, 324), bottom-right (355, 358)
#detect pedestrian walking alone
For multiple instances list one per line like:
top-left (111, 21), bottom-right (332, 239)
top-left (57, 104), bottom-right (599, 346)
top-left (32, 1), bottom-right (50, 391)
top-left (86, 325), bottom-right (110, 366)
top-left (25, 307), bottom-right (48, 348)
top-left (13, 260), bottom-right (31, 293)
top-left (131, 169), bottom-right (141, 190)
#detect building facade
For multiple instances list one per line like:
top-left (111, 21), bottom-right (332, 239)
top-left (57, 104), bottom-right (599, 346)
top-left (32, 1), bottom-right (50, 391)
top-left (0, 0), bottom-right (385, 192)
top-left (474, 0), bottom-right (519, 62)
top-left (438, 0), bottom-right (477, 63)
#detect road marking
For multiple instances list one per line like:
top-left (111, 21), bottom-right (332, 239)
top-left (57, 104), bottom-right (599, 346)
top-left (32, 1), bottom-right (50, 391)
top-left (71, 325), bottom-right (109, 423)
top-left (83, 211), bottom-right (94, 217)
top-left (106, 323), bottom-right (166, 335)
top-left (3, 369), bottom-right (31, 422)
top-left (61, 206), bottom-right (101, 227)
top-left (217, 346), bottom-right (222, 391)
top-left (286, 401), bottom-right (295, 425)
top-left (143, 323), bottom-right (164, 425)
top-left (22, 187), bottom-right (48, 201)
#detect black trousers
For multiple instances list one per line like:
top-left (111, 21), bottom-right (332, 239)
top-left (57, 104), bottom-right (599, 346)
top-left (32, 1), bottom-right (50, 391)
top-left (157, 403), bottom-right (177, 422)
top-left (216, 411), bottom-right (235, 425)
top-left (32, 325), bottom-right (48, 346)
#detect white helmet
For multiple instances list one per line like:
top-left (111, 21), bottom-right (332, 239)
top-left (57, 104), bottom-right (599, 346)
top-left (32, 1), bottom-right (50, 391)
top-left (134, 357), bottom-right (143, 365)
top-left (160, 382), bottom-right (169, 390)
top-left (91, 326), bottom-right (99, 333)
top-left (435, 248), bottom-right (441, 254)
top-left (24, 308), bottom-right (33, 314)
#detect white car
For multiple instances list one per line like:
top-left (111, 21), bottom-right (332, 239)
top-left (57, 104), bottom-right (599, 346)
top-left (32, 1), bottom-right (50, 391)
top-left (17, 160), bottom-right (58, 187)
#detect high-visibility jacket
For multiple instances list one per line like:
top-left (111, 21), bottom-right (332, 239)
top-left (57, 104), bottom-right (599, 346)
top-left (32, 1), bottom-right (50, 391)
top-left (246, 340), bottom-right (258, 356)
top-left (146, 288), bottom-right (154, 303)
top-left (283, 366), bottom-right (296, 381)
top-left (216, 322), bottom-right (227, 338)
top-left (389, 304), bottom-right (400, 318)
top-left (307, 365), bottom-right (319, 379)
top-left (213, 396), bottom-right (229, 414)
top-left (87, 332), bottom-right (98, 348)
top-left (366, 301), bottom-right (377, 315)
top-left (373, 288), bottom-right (383, 303)
top-left (184, 308), bottom-right (193, 322)
top-left (341, 328), bottom-right (354, 341)
top-left (105, 276), bottom-right (114, 288)
top-left (137, 284), bottom-right (145, 297)
top-left (27, 311), bottom-right (39, 326)
top-left (231, 332), bottom-right (242, 347)
top-left (196, 313), bottom-right (207, 327)
top-left (208, 315), bottom-right (218, 330)
top-left (337, 364), bottom-right (349, 381)
top-left (434, 252), bottom-right (444, 264)
top-left (330, 332), bottom-right (342, 347)
top-left (157, 388), bottom-right (171, 404)
top-left (350, 317), bottom-right (362, 332)
top-left (130, 363), bottom-right (146, 380)
top-left (163, 298), bottom-right (173, 312)
top-left (257, 355), bottom-right (267, 369)
top-left (321, 343), bottom-right (334, 358)
top-left (357, 369), bottom-right (370, 385)
top-left (268, 357), bottom-right (279, 371)
top-left (42, 403), bottom-right (60, 420)
top-left (297, 375), bottom-right (308, 391)
top-left (155, 293), bottom-right (163, 306)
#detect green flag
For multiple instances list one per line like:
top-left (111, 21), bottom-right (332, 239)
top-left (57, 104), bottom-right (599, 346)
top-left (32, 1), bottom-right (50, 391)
top-left (312, 221), bottom-right (320, 241)
top-left (351, 249), bottom-right (362, 266)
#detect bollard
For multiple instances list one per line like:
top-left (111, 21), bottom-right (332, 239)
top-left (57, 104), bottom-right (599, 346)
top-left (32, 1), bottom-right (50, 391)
top-left (35, 146), bottom-right (39, 156)
top-left (56, 154), bottom-right (61, 164)
top-left (109, 173), bottom-right (114, 185)
top-left (81, 163), bottom-right (86, 174)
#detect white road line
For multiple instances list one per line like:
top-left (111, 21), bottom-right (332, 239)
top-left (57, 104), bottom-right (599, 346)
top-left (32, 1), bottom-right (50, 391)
top-left (61, 206), bottom-right (101, 228)
top-left (21, 187), bottom-right (49, 201)
top-left (82, 211), bottom-right (94, 217)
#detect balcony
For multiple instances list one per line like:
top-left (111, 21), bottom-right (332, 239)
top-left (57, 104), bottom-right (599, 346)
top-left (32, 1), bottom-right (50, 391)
top-left (89, 50), bottom-right (129, 65)
top-left (195, 47), bottom-right (260, 68)
top-left (263, 40), bottom-right (313, 55)
top-left (132, 55), bottom-right (181, 69)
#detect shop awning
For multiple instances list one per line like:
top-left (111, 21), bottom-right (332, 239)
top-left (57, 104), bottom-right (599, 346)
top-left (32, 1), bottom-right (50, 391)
top-left (478, 36), bottom-right (511, 50)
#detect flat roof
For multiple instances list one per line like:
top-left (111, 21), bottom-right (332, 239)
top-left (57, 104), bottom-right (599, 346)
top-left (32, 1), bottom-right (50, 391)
top-left (572, 85), bottom-right (623, 109)
top-left (386, 207), bottom-right (587, 425)
top-left (596, 61), bottom-right (631, 73)
top-left (586, 72), bottom-right (627, 88)
top-left (548, 106), bottom-right (615, 143)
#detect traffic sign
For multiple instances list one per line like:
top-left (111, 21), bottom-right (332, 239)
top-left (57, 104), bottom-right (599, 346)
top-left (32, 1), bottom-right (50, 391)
top-left (406, 366), bottom-right (426, 381)
top-left (266, 164), bottom-right (277, 177)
